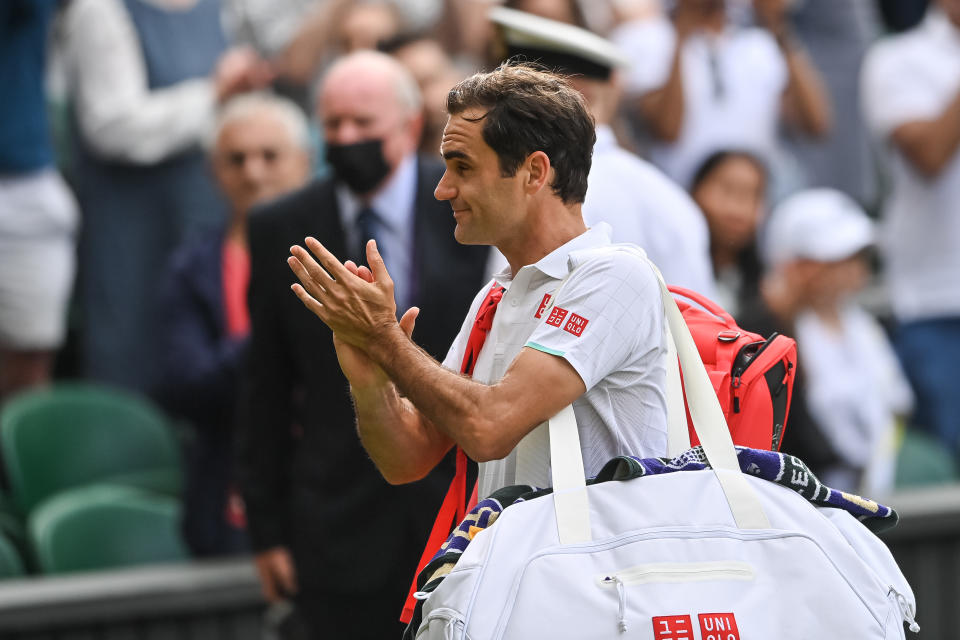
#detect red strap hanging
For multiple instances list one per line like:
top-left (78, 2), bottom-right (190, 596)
top-left (400, 284), bottom-right (504, 623)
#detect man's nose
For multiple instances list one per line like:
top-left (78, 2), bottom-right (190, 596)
top-left (330, 121), bottom-right (363, 145)
top-left (434, 170), bottom-right (455, 201)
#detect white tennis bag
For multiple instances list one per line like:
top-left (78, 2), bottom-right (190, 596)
top-left (414, 253), bottom-right (918, 640)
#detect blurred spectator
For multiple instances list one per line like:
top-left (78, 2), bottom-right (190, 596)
top-left (493, 7), bottom-right (715, 294)
top-left (786, 0), bottom-right (880, 206)
top-left (236, 51), bottom-right (488, 639)
top-left (382, 34), bottom-right (466, 154)
top-left (877, 0), bottom-right (931, 31)
top-left (59, 0), bottom-right (272, 393)
top-left (690, 150), bottom-right (767, 318)
top-left (0, 0), bottom-right (77, 403)
top-left (0, 0), bottom-right (78, 402)
top-left (861, 0), bottom-right (960, 464)
top-left (612, 0), bottom-right (832, 190)
top-left (762, 189), bottom-right (913, 495)
top-left (226, 0), bottom-right (442, 99)
top-left (157, 93), bottom-right (312, 557)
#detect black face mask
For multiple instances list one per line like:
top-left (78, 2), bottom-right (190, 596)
top-left (325, 139), bottom-right (391, 195)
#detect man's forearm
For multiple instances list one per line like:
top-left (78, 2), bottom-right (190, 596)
top-left (779, 34), bottom-right (832, 137)
top-left (365, 325), bottom-right (512, 462)
top-left (892, 89), bottom-right (960, 178)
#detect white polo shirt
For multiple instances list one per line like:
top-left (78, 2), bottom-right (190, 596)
top-left (611, 16), bottom-right (787, 188)
top-left (442, 224), bottom-right (668, 497)
top-left (861, 9), bottom-right (960, 322)
top-left (584, 124), bottom-right (716, 298)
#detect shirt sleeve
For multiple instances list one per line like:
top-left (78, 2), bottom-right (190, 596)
top-left (525, 251), bottom-right (664, 391)
top-left (63, 0), bottom-right (217, 165)
top-left (861, 38), bottom-right (943, 139)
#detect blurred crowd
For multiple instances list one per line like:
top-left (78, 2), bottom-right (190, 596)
top-left (1, 0), bottom-right (959, 636)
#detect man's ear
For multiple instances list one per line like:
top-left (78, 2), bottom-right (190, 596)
top-left (524, 150), bottom-right (552, 195)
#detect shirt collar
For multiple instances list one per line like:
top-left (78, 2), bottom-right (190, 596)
top-left (493, 222), bottom-right (613, 285)
top-left (336, 153), bottom-right (417, 232)
top-left (594, 124), bottom-right (617, 153)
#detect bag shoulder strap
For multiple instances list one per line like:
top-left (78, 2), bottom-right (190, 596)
top-left (546, 246), bottom-right (769, 545)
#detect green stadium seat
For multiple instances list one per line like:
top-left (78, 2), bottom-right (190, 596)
top-left (28, 484), bottom-right (188, 574)
top-left (0, 531), bottom-right (25, 578)
top-left (0, 383), bottom-right (182, 515)
top-left (895, 428), bottom-right (960, 488)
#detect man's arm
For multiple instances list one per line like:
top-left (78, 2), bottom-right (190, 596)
top-left (288, 240), bottom-right (587, 480)
top-left (753, 0), bottom-right (832, 137)
top-left (889, 88), bottom-right (960, 178)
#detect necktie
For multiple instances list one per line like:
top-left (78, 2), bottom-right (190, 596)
top-left (400, 283), bottom-right (506, 623)
top-left (355, 206), bottom-right (384, 264)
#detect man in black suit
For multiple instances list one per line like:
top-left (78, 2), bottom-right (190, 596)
top-left (236, 51), bottom-right (489, 639)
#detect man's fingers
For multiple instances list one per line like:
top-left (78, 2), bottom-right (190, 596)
top-left (344, 260), bottom-right (360, 276)
top-left (357, 265), bottom-right (374, 283)
top-left (399, 306), bottom-right (420, 338)
top-left (291, 283), bottom-right (326, 319)
top-left (287, 256), bottom-right (327, 301)
top-left (366, 240), bottom-right (393, 287)
top-left (304, 236), bottom-right (353, 282)
top-left (290, 244), bottom-right (334, 285)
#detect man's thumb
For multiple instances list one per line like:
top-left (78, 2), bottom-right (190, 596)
top-left (399, 307), bottom-right (420, 338)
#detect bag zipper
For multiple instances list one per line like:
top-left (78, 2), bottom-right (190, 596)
top-left (730, 334), bottom-right (779, 413)
top-left (597, 562), bottom-right (755, 633)
top-left (888, 585), bottom-right (920, 633)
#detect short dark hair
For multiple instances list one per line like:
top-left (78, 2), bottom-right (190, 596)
top-left (446, 62), bottom-right (596, 204)
top-left (690, 150), bottom-right (768, 193)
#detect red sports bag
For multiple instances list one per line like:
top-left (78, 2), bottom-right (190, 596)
top-left (670, 286), bottom-right (797, 451)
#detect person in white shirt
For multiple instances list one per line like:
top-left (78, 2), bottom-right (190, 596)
top-left (485, 7), bottom-right (716, 296)
top-left (611, 0), bottom-right (831, 190)
top-left (288, 63), bottom-right (669, 496)
top-left (762, 189), bottom-right (914, 496)
top-left (860, 0), bottom-right (960, 462)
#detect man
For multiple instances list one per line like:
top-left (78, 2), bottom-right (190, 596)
top-left (236, 52), bottom-right (488, 639)
top-left (158, 93), bottom-right (312, 557)
top-left (489, 6), bottom-right (716, 296)
top-left (611, 0), bottom-right (832, 190)
top-left (861, 0), bottom-right (960, 465)
top-left (289, 63), bottom-right (668, 504)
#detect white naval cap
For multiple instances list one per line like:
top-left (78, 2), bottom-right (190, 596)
top-left (488, 6), bottom-right (632, 80)
top-left (764, 188), bottom-right (875, 267)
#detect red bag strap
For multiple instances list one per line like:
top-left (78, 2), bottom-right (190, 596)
top-left (667, 285), bottom-right (738, 328)
top-left (400, 284), bottom-right (503, 624)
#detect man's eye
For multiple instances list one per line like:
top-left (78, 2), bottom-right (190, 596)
top-left (263, 149), bottom-right (279, 163)
top-left (227, 152), bottom-right (245, 167)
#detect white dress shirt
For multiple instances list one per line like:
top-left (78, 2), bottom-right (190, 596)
top-left (335, 153), bottom-right (417, 311)
top-left (861, 9), bottom-right (960, 322)
top-left (442, 224), bottom-right (669, 497)
top-left (584, 124), bottom-right (715, 298)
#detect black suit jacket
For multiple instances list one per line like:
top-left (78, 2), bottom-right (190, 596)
top-left (237, 157), bottom-right (488, 595)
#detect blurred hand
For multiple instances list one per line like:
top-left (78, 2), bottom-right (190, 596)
top-left (752, 0), bottom-right (791, 34)
top-left (254, 546), bottom-right (298, 603)
top-left (214, 47), bottom-right (275, 103)
top-left (673, 0), bottom-right (724, 39)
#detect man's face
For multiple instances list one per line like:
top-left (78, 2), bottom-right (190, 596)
top-left (320, 66), bottom-right (418, 175)
top-left (212, 110), bottom-right (311, 215)
top-left (435, 111), bottom-right (528, 246)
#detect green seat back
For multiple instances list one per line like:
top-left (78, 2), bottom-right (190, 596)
top-left (28, 484), bottom-right (188, 574)
top-left (895, 429), bottom-right (959, 488)
top-left (0, 532), bottom-right (25, 578)
top-left (0, 384), bottom-right (181, 514)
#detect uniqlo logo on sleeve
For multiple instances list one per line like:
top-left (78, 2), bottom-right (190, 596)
top-left (545, 306), bottom-right (568, 327)
top-left (534, 293), bottom-right (552, 319)
top-left (563, 313), bottom-right (589, 337)
top-left (652, 615), bottom-right (693, 640)
top-left (698, 612), bottom-right (740, 640)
